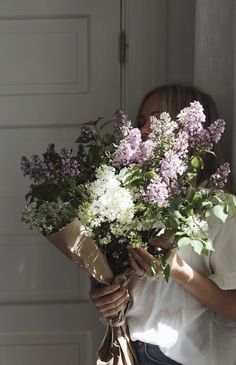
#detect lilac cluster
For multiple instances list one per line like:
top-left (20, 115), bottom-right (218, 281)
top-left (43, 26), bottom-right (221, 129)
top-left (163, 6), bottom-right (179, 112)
top-left (114, 109), bottom-right (132, 139)
top-left (21, 154), bottom-right (43, 178)
top-left (160, 150), bottom-right (188, 183)
top-left (172, 131), bottom-right (189, 158)
top-left (190, 129), bottom-right (213, 151)
top-left (149, 114), bottom-right (177, 148)
top-left (145, 175), bottom-right (169, 207)
top-left (208, 119), bottom-right (225, 143)
top-left (178, 101), bottom-right (225, 151)
top-left (169, 179), bottom-right (187, 197)
top-left (178, 101), bottom-right (205, 136)
top-left (21, 144), bottom-right (80, 185)
top-left (79, 126), bottom-right (97, 143)
top-left (210, 162), bottom-right (231, 188)
top-left (138, 140), bottom-right (156, 166)
top-left (113, 128), bottom-right (142, 165)
top-left (60, 148), bottom-right (80, 179)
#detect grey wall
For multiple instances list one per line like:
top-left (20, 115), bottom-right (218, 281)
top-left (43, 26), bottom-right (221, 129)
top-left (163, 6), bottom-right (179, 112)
top-left (194, 0), bottom-right (235, 178)
top-left (167, 0), bottom-right (195, 85)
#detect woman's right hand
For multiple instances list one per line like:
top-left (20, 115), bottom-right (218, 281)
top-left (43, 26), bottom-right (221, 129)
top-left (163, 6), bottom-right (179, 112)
top-left (90, 277), bottom-right (129, 318)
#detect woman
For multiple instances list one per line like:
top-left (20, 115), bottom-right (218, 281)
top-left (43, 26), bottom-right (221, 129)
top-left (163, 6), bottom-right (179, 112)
top-left (90, 84), bottom-right (236, 365)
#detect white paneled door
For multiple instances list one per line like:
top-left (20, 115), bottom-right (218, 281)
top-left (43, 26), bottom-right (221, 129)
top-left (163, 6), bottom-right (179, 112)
top-left (0, 1), bottom-right (121, 364)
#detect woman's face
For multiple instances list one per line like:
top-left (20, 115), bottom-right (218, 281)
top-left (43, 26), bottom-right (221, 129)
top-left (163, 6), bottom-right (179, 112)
top-left (139, 92), bottom-right (161, 141)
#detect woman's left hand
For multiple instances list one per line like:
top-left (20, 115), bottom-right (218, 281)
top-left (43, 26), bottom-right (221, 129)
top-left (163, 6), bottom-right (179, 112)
top-left (128, 239), bottom-right (184, 280)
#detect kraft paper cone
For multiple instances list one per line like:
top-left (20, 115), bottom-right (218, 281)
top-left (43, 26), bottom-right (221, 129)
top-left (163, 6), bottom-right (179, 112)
top-left (46, 218), bottom-right (113, 285)
top-left (96, 275), bottom-right (140, 365)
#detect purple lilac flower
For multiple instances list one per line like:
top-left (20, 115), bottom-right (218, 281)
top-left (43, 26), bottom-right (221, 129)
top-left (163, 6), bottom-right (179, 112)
top-left (149, 114), bottom-right (177, 147)
top-left (210, 162), bottom-right (231, 188)
top-left (160, 150), bottom-right (188, 183)
top-left (207, 119), bottom-right (225, 144)
top-left (145, 176), bottom-right (169, 207)
top-left (21, 156), bottom-right (33, 177)
top-left (60, 148), bottom-right (80, 179)
top-left (114, 109), bottom-right (132, 139)
top-left (21, 154), bottom-right (44, 180)
top-left (113, 128), bottom-right (142, 166)
top-left (20, 145), bottom-right (80, 185)
top-left (79, 126), bottom-right (97, 143)
top-left (77, 144), bottom-right (86, 160)
top-left (190, 129), bottom-right (213, 151)
top-left (178, 101), bottom-right (205, 137)
top-left (172, 131), bottom-right (189, 158)
top-left (138, 139), bottom-right (156, 166)
top-left (168, 179), bottom-right (187, 197)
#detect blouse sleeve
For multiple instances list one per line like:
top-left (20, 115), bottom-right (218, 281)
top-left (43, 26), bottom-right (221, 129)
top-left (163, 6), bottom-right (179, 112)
top-left (208, 214), bottom-right (236, 290)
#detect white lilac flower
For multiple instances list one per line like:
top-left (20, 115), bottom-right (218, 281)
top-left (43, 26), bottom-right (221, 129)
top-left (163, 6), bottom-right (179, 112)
top-left (80, 165), bottom-right (135, 230)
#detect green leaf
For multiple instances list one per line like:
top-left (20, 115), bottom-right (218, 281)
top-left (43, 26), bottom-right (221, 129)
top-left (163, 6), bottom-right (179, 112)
top-left (204, 239), bottom-right (214, 251)
top-left (201, 201), bottom-right (213, 209)
top-left (213, 204), bottom-right (228, 223)
top-left (187, 186), bottom-right (196, 202)
top-left (193, 191), bottom-right (202, 202)
top-left (150, 259), bottom-right (158, 279)
top-left (191, 239), bottom-right (203, 255)
top-left (101, 133), bottom-right (114, 146)
top-left (99, 119), bottom-right (113, 130)
top-left (201, 248), bottom-right (209, 256)
top-left (87, 145), bottom-right (103, 165)
top-left (191, 156), bottom-right (203, 169)
top-left (224, 193), bottom-right (236, 217)
top-left (144, 170), bottom-right (157, 180)
top-left (186, 172), bottom-right (197, 181)
top-left (162, 263), bottom-right (170, 282)
top-left (178, 236), bottom-right (190, 248)
top-left (166, 216), bottom-right (179, 229)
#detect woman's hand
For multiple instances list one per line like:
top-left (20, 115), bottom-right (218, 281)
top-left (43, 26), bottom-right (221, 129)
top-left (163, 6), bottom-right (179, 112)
top-left (128, 233), bottom-right (185, 280)
top-left (128, 246), bottom-right (179, 279)
top-left (89, 277), bottom-right (129, 318)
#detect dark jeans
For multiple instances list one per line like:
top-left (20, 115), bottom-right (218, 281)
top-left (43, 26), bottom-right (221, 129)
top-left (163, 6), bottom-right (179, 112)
top-left (132, 340), bottom-right (183, 365)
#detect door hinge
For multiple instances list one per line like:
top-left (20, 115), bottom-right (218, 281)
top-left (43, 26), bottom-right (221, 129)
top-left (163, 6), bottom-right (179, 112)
top-left (119, 30), bottom-right (127, 64)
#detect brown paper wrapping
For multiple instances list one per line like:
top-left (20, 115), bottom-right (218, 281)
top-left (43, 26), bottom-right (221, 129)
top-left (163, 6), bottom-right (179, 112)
top-left (97, 320), bottom-right (138, 365)
top-left (46, 218), bottom-right (139, 365)
top-left (96, 275), bottom-right (139, 365)
top-left (46, 218), bottom-right (113, 285)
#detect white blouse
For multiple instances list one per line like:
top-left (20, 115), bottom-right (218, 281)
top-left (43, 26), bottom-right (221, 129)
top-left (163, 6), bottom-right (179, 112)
top-left (126, 214), bottom-right (236, 365)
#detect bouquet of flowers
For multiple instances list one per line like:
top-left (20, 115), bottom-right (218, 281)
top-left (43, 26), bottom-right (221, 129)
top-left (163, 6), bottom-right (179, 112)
top-left (78, 103), bottom-right (236, 280)
top-left (21, 102), bottom-right (236, 365)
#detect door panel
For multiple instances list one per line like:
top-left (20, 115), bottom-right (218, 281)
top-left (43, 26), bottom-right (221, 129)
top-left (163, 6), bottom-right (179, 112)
top-left (0, 1), bottom-right (120, 364)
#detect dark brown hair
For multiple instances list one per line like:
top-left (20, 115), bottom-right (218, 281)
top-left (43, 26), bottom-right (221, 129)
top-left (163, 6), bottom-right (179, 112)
top-left (136, 84), bottom-right (225, 186)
